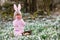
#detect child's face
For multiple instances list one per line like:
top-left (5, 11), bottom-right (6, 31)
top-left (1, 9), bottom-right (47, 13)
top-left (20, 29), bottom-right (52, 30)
top-left (15, 14), bottom-right (22, 19)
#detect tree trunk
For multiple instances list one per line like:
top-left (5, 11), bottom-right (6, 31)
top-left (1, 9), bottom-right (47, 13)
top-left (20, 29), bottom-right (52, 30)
top-left (30, 0), bottom-right (37, 14)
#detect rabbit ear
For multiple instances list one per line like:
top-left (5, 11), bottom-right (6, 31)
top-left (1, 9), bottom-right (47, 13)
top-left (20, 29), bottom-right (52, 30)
top-left (14, 4), bottom-right (18, 11)
top-left (18, 4), bottom-right (21, 11)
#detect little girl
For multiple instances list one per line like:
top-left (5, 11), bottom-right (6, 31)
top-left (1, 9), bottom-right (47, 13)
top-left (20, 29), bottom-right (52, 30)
top-left (13, 4), bottom-right (25, 36)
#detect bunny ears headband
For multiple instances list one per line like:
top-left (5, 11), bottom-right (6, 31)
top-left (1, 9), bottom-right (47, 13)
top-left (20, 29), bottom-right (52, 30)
top-left (13, 4), bottom-right (22, 17)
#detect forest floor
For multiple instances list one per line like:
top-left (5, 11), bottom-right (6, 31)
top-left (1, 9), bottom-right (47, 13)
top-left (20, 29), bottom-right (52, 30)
top-left (0, 10), bottom-right (60, 40)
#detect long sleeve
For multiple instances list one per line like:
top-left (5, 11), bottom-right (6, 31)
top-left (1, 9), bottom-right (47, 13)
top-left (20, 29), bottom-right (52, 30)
top-left (13, 20), bottom-right (18, 29)
top-left (13, 21), bottom-right (15, 26)
top-left (21, 19), bottom-right (25, 26)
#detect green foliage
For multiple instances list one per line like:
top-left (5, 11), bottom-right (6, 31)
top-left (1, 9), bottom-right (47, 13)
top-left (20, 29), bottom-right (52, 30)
top-left (33, 10), bottom-right (46, 18)
top-left (1, 2), bottom-right (14, 20)
top-left (0, 6), bottom-right (2, 10)
top-left (43, 0), bottom-right (51, 15)
top-left (0, 15), bottom-right (60, 40)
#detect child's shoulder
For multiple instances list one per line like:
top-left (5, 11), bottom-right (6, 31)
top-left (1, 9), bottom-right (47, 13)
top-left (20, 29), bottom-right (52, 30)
top-left (21, 19), bottom-right (24, 21)
top-left (21, 19), bottom-right (23, 20)
top-left (13, 20), bottom-right (16, 23)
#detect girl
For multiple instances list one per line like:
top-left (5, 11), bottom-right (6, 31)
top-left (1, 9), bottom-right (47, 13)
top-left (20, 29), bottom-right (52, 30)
top-left (13, 4), bottom-right (25, 36)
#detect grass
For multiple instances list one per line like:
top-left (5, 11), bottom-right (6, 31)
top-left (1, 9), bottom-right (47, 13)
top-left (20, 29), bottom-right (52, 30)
top-left (0, 15), bottom-right (60, 40)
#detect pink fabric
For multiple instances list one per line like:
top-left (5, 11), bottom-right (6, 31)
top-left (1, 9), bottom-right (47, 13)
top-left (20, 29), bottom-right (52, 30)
top-left (13, 19), bottom-right (25, 36)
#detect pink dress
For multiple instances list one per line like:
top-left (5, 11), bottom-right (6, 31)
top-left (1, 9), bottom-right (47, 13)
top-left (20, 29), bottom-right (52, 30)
top-left (13, 19), bottom-right (25, 36)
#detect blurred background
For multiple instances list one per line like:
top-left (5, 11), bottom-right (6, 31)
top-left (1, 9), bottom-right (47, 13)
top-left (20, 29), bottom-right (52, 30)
top-left (0, 0), bottom-right (60, 21)
top-left (0, 0), bottom-right (60, 40)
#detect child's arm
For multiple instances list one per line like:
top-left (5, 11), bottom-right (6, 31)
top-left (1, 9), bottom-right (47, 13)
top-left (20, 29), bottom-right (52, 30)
top-left (21, 19), bottom-right (25, 26)
top-left (13, 21), bottom-right (18, 28)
